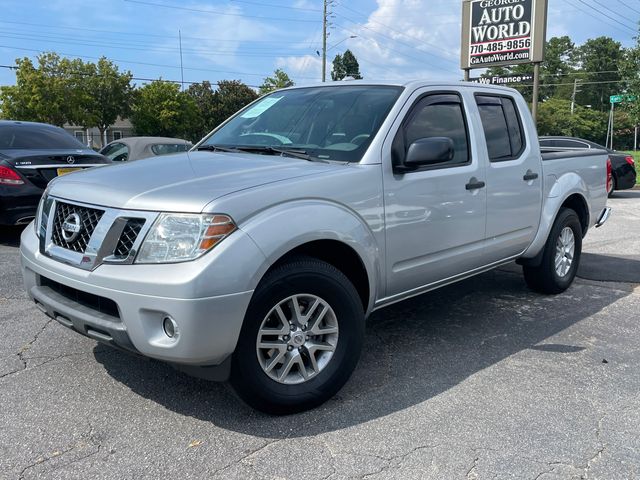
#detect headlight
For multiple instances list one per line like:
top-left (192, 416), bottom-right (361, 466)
top-left (136, 213), bottom-right (236, 264)
top-left (34, 189), bottom-right (51, 238)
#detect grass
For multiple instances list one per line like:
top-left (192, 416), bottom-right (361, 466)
top-left (620, 151), bottom-right (640, 185)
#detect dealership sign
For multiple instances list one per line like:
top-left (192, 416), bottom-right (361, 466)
top-left (461, 0), bottom-right (548, 70)
top-left (469, 74), bottom-right (534, 85)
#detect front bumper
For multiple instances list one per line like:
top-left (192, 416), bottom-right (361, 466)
top-left (20, 223), bottom-right (260, 367)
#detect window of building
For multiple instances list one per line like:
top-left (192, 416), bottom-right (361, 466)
top-left (112, 131), bottom-right (123, 141)
top-left (74, 131), bottom-right (85, 143)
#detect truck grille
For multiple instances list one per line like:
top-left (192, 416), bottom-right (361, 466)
top-left (51, 202), bottom-right (104, 253)
top-left (114, 218), bottom-right (146, 258)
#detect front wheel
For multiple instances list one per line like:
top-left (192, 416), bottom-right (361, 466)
top-left (230, 256), bottom-right (365, 414)
top-left (523, 208), bottom-right (582, 294)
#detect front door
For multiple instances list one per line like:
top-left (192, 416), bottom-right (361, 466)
top-left (382, 89), bottom-right (488, 299)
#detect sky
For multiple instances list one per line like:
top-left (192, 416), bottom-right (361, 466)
top-left (0, 0), bottom-right (638, 89)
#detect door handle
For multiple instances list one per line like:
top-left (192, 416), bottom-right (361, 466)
top-left (465, 178), bottom-right (486, 190)
top-left (523, 170), bottom-right (539, 181)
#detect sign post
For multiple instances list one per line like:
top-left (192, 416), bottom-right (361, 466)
top-left (461, 0), bottom-right (549, 119)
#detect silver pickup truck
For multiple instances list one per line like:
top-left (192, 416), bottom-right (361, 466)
top-left (20, 81), bottom-right (611, 413)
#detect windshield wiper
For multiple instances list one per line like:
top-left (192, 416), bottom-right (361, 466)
top-left (198, 144), bottom-right (324, 162)
top-left (196, 144), bottom-right (242, 153)
top-left (231, 145), bottom-right (318, 161)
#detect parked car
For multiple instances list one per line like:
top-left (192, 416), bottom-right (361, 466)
top-left (540, 136), bottom-right (636, 196)
top-left (100, 137), bottom-right (192, 162)
top-left (0, 120), bottom-right (111, 225)
top-left (21, 82), bottom-right (610, 414)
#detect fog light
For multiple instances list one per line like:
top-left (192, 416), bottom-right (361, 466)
top-left (163, 316), bottom-right (178, 338)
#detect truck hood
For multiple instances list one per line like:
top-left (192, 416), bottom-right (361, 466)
top-left (48, 151), bottom-right (343, 212)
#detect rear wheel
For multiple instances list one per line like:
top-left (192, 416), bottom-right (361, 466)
top-left (523, 208), bottom-right (582, 294)
top-left (230, 256), bottom-right (365, 414)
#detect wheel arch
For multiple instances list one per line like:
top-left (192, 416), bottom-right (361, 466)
top-left (519, 190), bottom-right (590, 265)
top-left (240, 200), bottom-right (381, 314)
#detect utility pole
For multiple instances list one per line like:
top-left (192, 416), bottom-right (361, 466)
top-left (570, 78), bottom-right (581, 115)
top-left (179, 30), bottom-right (184, 91)
top-left (322, 0), bottom-right (327, 82)
top-left (322, 0), bottom-right (334, 82)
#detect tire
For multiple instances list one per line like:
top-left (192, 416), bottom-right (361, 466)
top-left (230, 256), bottom-right (365, 414)
top-left (607, 176), bottom-right (616, 197)
top-left (523, 208), bottom-right (582, 295)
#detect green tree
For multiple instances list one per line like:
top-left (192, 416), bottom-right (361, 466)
top-left (210, 80), bottom-right (258, 128)
top-left (537, 98), bottom-right (608, 143)
top-left (130, 80), bottom-right (199, 140)
top-left (186, 81), bottom-right (218, 140)
top-left (259, 69), bottom-right (294, 95)
top-left (77, 57), bottom-right (134, 147)
top-left (331, 49), bottom-right (362, 81)
top-left (0, 53), bottom-right (76, 125)
top-left (620, 31), bottom-right (640, 127)
top-left (573, 36), bottom-right (624, 111)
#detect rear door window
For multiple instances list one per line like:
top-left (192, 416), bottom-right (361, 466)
top-left (476, 95), bottom-right (526, 162)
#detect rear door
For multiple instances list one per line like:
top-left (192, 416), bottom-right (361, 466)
top-left (382, 88), bottom-right (487, 298)
top-left (474, 93), bottom-right (543, 263)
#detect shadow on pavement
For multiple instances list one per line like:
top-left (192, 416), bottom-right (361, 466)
top-left (94, 268), bottom-right (633, 437)
top-left (0, 226), bottom-right (25, 247)
top-left (579, 253), bottom-right (640, 283)
top-left (609, 189), bottom-right (640, 199)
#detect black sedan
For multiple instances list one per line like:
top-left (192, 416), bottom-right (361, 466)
top-left (0, 121), bottom-right (111, 225)
top-left (540, 136), bottom-right (636, 197)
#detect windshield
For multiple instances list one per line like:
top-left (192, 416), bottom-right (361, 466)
top-left (199, 85), bottom-right (403, 162)
top-left (0, 124), bottom-right (87, 149)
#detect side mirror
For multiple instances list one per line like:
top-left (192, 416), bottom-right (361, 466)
top-left (399, 137), bottom-right (455, 172)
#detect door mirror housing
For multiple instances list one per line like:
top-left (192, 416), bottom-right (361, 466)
top-left (398, 137), bottom-right (455, 172)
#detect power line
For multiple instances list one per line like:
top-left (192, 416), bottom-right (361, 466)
top-left (229, 0), bottom-right (321, 12)
top-left (334, 21), bottom-right (459, 76)
top-left (589, 0), bottom-right (639, 29)
top-left (616, 0), bottom-right (640, 15)
top-left (0, 31), bottom-right (313, 58)
top-left (0, 19), bottom-right (304, 44)
top-left (123, 0), bottom-right (319, 22)
top-left (0, 44), bottom-right (319, 79)
top-left (568, 0), bottom-right (637, 34)
top-left (0, 64), bottom-right (261, 88)
top-left (334, 5), bottom-right (459, 67)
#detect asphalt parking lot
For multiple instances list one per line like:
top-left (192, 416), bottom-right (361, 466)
top-left (1, 191), bottom-right (639, 480)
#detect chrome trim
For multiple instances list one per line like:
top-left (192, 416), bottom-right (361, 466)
top-left (15, 164), bottom-right (108, 170)
top-left (41, 196), bottom-right (158, 271)
top-left (595, 207), bottom-right (612, 228)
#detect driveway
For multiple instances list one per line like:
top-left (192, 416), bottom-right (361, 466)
top-left (1, 191), bottom-right (639, 480)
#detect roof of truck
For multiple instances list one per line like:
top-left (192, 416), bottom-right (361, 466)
top-left (275, 79), bottom-right (519, 94)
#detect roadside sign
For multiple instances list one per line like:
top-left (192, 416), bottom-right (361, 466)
top-left (461, 0), bottom-right (549, 70)
top-left (468, 74), bottom-right (534, 85)
top-left (610, 94), bottom-right (636, 104)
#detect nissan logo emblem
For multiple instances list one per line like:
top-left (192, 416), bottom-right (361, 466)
top-left (61, 213), bottom-right (82, 242)
top-left (66, 155), bottom-right (75, 164)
